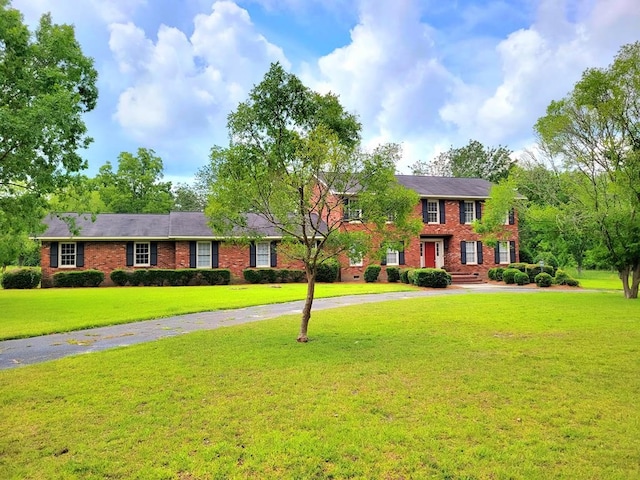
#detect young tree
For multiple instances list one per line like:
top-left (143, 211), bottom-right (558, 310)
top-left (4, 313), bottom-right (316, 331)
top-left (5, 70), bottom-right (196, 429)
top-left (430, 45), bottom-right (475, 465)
top-left (0, 2), bottom-right (98, 240)
top-left (535, 42), bottom-right (640, 298)
top-left (95, 148), bottom-right (174, 213)
top-left (205, 63), bottom-right (420, 342)
top-left (411, 140), bottom-right (514, 182)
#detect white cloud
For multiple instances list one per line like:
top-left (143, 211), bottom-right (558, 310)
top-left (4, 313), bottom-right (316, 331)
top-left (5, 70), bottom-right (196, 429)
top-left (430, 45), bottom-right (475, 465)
top-left (439, 0), bottom-right (640, 148)
top-left (108, 1), bottom-right (289, 171)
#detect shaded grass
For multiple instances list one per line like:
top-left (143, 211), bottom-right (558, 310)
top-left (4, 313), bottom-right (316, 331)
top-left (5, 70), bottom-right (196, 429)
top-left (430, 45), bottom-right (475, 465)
top-left (0, 283), bottom-right (415, 340)
top-left (1, 292), bottom-right (639, 479)
top-left (565, 268), bottom-right (623, 290)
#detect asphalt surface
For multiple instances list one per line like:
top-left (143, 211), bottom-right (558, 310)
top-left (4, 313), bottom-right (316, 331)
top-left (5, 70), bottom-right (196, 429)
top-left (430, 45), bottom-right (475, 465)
top-left (0, 284), bottom-right (542, 370)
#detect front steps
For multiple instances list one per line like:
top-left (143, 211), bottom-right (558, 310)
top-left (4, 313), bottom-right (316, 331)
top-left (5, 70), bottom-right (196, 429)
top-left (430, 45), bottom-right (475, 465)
top-left (449, 272), bottom-right (484, 284)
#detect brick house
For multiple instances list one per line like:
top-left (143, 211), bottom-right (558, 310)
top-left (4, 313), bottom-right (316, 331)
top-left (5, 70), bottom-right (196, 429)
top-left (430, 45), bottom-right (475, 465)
top-left (39, 176), bottom-right (518, 286)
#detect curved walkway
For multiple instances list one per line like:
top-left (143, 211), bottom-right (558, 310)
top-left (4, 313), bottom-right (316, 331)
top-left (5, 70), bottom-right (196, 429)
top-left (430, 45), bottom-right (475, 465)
top-left (0, 285), bottom-right (543, 370)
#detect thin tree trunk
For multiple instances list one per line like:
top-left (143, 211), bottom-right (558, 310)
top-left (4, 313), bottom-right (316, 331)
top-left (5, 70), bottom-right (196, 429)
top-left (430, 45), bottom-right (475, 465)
top-left (630, 264), bottom-right (640, 299)
top-left (298, 267), bottom-right (316, 342)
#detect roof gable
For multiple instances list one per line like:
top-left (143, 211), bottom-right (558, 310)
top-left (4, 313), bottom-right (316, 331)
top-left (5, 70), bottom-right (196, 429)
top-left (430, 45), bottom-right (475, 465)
top-left (395, 175), bottom-right (493, 199)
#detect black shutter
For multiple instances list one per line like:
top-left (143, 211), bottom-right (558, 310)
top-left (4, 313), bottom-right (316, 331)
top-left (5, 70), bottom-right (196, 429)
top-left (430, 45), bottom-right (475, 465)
top-left (422, 199), bottom-right (428, 223)
top-left (249, 242), bottom-right (256, 267)
top-left (509, 241), bottom-right (517, 263)
top-left (76, 242), bottom-right (84, 267)
top-left (50, 242), bottom-right (59, 268)
top-left (381, 245), bottom-right (387, 266)
top-left (189, 241), bottom-right (196, 268)
top-left (126, 242), bottom-right (134, 267)
top-left (439, 200), bottom-right (446, 224)
top-left (508, 208), bottom-right (515, 225)
top-left (459, 201), bottom-right (465, 224)
top-left (460, 241), bottom-right (467, 264)
top-left (270, 242), bottom-right (277, 267)
top-left (212, 241), bottom-right (219, 268)
top-left (399, 242), bottom-right (405, 266)
top-left (150, 242), bottom-right (158, 266)
top-left (475, 201), bottom-right (482, 220)
top-left (494, 243), bottom-right (500, 264)
top-left (477, 241), bottom-right (483, 264)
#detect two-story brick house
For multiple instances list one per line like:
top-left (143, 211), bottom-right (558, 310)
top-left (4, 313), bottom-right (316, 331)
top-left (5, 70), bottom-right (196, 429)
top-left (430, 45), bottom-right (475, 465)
top-left (38, 175), bottom-right (518, 286)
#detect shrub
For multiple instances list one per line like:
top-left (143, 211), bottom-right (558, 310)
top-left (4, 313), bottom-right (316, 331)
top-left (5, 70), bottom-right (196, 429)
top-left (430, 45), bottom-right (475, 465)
top-left (525, 264), bottom-right (555, 282)
top-left (399, 269), bottom-right (412, 284)
top-left (554, 269), bottom-right (580, 287)
top-left (316, 259), bottom-right (340, 283)
top-left (502, 268), bottom-right (520, 285)
top-left (488, 268), bottom-right (497, 281)
top-left (198, 269), bottom-right (231, 285)
top-left (1, 268), bottom-right (41, 289)
top-left (110, 269), bottom-right (130, 286)
top-left (514, 271), bottom-right (530, 286)
top-left (494, 267), bottom-right (505, 281)
top-left (507, 263), bottom-right (527, 272)
top-left (534, 252), bottom-right (559, 270)
top-left (386, 267), bottom-right (400, 283)
top-left (412, 268), bottom-right (451, 288)
top-left (243, 268), bottom-right (276, 284)
top-left (535, 272), bottom-right (553, 287)
top-left (364, 264), bottom-right (381, 283)
top-left (53, 270), bottom-right (104, 288)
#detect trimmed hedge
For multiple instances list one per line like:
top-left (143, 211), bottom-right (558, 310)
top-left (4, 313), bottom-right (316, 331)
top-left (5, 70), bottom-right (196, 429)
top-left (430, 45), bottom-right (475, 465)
top-left (399, 269), bottom-right (413, 284)
top-left (554, 269), bottom-right (580, 287)
top-left (243, 268), bottom-right (306, 284)
top-left (53, 270), bottom-right (104, 288)
top-left (110, 269), bottom-right (231, 286)
top-left (525, 264), bottom-right (555, 282)
top-left (488, 267), bottom-right (505, 281)
top-left (411, 268), bottom-right (451, 288)
top-left (514, 271), bottom-right (529, 286)
top-left (535, 272), bottom-right (553, 287)
top-left (316, 259), bottom-right (340, 283)
top-left (1, 268), bottom-right (41, 289)
top-left (502, 268), bottom-right (520, 285)
top-left (386, 267), bottom-right (400, 283)
top-left (364, 264), bottom-right (381, 283)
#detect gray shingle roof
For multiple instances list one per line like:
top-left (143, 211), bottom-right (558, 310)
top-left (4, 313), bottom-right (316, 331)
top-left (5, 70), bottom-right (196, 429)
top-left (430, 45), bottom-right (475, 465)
top-left (395, 175), bottom-right (493, 199)
top-left (40, 212), bottom-right (328, 240)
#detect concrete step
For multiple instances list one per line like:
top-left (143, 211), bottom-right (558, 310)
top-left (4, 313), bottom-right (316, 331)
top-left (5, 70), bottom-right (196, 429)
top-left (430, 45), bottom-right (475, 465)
top-left (449, 272), bottom-right (484, 284)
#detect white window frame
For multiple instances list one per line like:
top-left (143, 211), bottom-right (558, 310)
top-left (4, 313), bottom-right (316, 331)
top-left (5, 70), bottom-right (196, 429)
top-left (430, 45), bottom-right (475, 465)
top-left (464, 201), bottom-right (475, 224)
top-left (134, 242), bottom-right (150, 267)
top-left (59, 242), bottom-right (77, 268)
top-left (197, 241), bottom-right (211, 268)
top-left (386, 249), bottom-right (400, 266)
top-left (465, 241), bottom-right (478, 265)
top-left (349, 249), bottom-right (363, 267)
top-left (427, 200), bottom-right (439, 224)
top-left (345, 197), bottom-right (363, 222)
top-left (498, 241), bottom-right (510, 264)
top-left (256, 242), bottom-right (270, 268)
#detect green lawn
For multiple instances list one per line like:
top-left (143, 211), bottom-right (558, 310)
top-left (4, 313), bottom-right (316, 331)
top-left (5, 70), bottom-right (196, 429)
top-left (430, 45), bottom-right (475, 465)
top-left (0, 283), bottom-right (415, 340)
top-left (1, 292), bottom-right (639, 479)
top-left (565, 268), bottom-right (624, 290)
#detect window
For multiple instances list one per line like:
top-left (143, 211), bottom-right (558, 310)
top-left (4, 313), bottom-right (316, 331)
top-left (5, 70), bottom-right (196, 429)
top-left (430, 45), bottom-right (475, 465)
top-left (464, 201), bottom-right (475, 224)
top-left (498, 241), bottom-right (510, 264)
top-left (427, 200), bottom-right (439, 223)
top-left (197, 241), bottom-right (211, 268)
top-left (349, 250), bottom-right (363, 267)
top-left (256, 242), bottom-right (270, 267)
top-left (344, 197), bottom-right (363, 221)
top-left (386, 249), bottom-right (400, 266)
top-left (135, 242), bottom-right (150, 266)
top-left (465, 241), bottom-right (477, 264)
top-left (60, 242), bottom-right (76, 267)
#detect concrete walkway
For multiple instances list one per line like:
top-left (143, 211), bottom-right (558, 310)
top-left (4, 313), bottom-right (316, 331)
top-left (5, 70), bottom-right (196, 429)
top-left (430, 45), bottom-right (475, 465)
top-left (0, 285), bottom-right (541, 370)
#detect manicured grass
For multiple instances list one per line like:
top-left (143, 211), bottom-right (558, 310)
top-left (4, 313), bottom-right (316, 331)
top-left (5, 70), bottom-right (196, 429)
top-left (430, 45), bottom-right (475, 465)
top-left (1, 292), bottom-right (638, 479)
top-left (565, 268), bottom-right (623, 290)
top-left (0, 283), bottom-right (415, 340)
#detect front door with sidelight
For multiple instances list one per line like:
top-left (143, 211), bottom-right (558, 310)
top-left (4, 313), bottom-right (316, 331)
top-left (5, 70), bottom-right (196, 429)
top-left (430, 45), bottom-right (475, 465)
top-left (421, 240), bottom-right (444, 269)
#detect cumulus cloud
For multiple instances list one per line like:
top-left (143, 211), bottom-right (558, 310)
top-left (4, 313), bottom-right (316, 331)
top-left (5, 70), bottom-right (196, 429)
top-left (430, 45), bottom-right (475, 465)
top-left (108, 1), bottom-right (289, 171)
top-left (439, 0), bottom-right (640, 149)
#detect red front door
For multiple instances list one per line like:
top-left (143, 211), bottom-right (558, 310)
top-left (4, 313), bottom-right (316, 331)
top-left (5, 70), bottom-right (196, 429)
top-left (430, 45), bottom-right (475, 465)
top-left (423, 242), bottom-right (436, 268)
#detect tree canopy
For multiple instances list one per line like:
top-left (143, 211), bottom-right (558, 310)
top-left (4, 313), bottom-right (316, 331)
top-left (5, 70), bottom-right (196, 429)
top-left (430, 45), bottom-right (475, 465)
top-left (205, 63), bottom-right (420, 341)
top-left (411, 140), bottom-right (514, 183)
top-left (0, 1), bottom-right (97, 261)
top-left (95, 148), bottom-right (174, 214)
top-left (535, 42), bottom-right (640, 298)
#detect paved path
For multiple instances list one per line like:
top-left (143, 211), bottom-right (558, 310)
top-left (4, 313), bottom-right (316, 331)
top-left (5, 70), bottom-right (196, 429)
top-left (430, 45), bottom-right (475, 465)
top-left (0, 285), bottom-right (541, 370)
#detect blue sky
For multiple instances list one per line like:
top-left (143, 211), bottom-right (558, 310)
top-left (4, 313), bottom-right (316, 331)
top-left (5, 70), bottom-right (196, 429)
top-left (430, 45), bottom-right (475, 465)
top-left (12, 0), bottom-right (640, 184)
